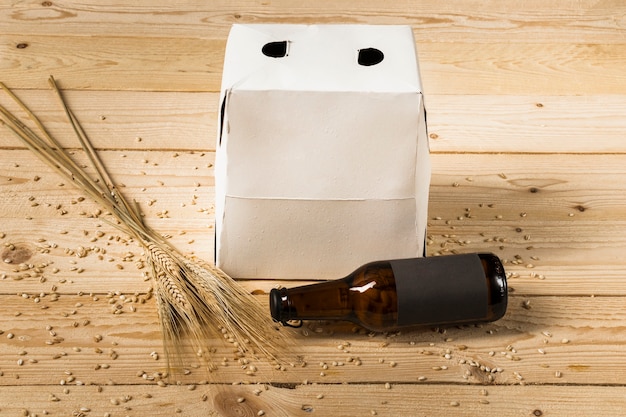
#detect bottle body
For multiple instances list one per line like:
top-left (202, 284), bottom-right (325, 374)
top-left (270, 253), bottom-right (507, 332)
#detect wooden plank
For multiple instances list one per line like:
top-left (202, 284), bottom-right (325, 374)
top-left (1, 37), bottom-right (625, 94)
top-left (2, 90), bottom-right (626, 154)
top-left (1, 383), bottom-right (625, 417)
top-left (1, 294), bottom-right (626, 387)
top-left (1, 151), bottom-right (625, 295)
top-left (1, 211), bottom-right (625, 297)
top-left (0, 90), bottom-right (217, 151)
top-left (2, 151), bottom-right (623, 224)
top-left (1, 0), bottom-right (625, 44)
top-left (1, 209), bottom-right (623, 295)
top-left (419, 42), bottom-right (626, 96)
top-left (0, 35), bottom-right (224, 91)
top-left (2, 217), bottom-right (624, 296)
top-left (427, 94), bottom-right (626, 154)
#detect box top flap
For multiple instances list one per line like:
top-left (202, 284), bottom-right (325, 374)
top-left (221, 24), bottom-right (422, 93)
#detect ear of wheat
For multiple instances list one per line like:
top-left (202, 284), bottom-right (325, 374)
top-left (0, 76), bottom-right (288, 372)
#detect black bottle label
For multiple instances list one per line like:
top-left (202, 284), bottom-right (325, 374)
top-left (391, 254), bottom-right (488, 327)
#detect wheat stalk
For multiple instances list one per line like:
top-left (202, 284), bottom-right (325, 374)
top-left (0, 77), bottom-right (288, 373)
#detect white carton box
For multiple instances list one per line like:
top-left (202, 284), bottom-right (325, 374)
top-left (216, 24), bottom-right (430, 279)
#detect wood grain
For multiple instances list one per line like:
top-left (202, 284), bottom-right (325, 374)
top-left (0, 294), bottom-right (625, 387)
top-left (2, 0), bottom-right (625, 44)
top-left (1, 37), bottom-right (624, 94)
top-left (427, 94), bottom-right (626, 154)
top-left (2, 91), bottom-right (625, 153)
top-left (1, 384), bottom-right (625, 417)
top-left (1, 151), bottom-right (625, 296)
top-left (0, 90), bottom-right (217, 151)
top-left (0, 1), bottom-right (625, 415)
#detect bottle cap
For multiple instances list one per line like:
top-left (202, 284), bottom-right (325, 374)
top-left (269, 288), bottom-right (303, 328)
top-left (269, 288), bottom-right (284, 322)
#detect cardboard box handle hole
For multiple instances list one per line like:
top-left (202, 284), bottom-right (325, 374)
top-left (358, 48), bottom-right (384, 66)
top-left (262, 41), bottom-right (288, 58)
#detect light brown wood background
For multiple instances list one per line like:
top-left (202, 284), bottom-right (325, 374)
top-left (1, 1), bottom-right (625, 416)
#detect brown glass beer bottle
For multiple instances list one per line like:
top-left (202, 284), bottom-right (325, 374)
top-left (269, 253), bottom-right (507, 332)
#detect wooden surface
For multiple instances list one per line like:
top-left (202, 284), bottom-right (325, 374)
top-left (1, 1), bottom-right (625, 416)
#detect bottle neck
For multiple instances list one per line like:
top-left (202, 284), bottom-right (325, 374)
top-left (270, 279), bottom-right (353, 325)
top-left (269, 261), bottom-right (398, 330)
